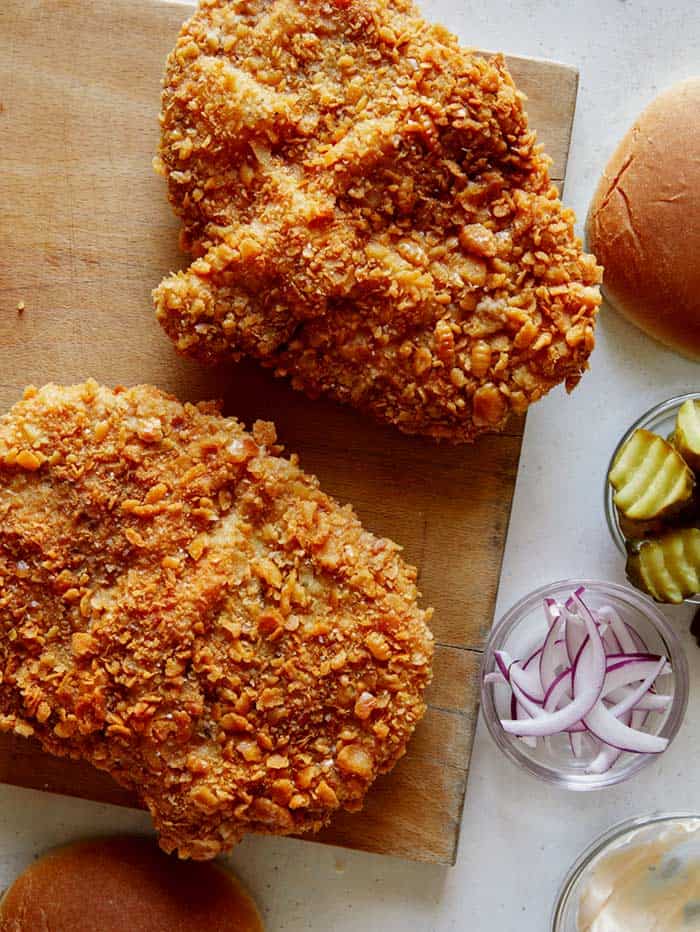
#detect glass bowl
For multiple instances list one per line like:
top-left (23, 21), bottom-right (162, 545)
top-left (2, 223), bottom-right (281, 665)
top-left (604, 392), bottom-right (700, 606)
top-left (480, 579), bottom-right (689, 790)
top-left (551, 812), bottom-right (700, 931)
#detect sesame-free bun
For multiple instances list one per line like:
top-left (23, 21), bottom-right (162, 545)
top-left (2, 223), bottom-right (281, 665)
top-left (587, 78), bottom-right (700, 359)
top-left (0, 836), bottom-right (263, 932)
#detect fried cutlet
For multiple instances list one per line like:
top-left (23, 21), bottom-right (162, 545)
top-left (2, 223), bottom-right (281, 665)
top-left (0, 382), bottom-right (433, 859)
top-left (154, 0), bottom-right (602, 443)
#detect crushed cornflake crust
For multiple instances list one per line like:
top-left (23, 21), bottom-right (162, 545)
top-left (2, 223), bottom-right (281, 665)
top-left (0, 382), bottom-right (433, 859)
top-left (154, 0), bottom-right (602, 442)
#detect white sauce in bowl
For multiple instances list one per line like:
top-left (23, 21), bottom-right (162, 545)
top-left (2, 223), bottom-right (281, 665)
top-left (577, 819), bottom-right (700, 930)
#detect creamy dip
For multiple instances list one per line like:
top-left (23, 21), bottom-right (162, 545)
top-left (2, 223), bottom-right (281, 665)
top-left (577, 819), bottom-right (700, 931)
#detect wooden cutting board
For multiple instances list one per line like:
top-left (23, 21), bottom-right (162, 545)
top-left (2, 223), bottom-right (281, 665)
top-left (0, 0), bottom-right (578, 865)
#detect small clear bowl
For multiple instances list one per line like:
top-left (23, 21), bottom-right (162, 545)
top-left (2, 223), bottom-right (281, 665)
top-left (480, 579), bottom-right (688, 790)
top-left (551, 812), bottom-right (700, 931)
top-left (604, 392), bottom-right (700, 605)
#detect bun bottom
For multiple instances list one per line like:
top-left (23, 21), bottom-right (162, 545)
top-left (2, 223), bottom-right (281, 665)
top-left (0, 836), bottom-right (263, 932)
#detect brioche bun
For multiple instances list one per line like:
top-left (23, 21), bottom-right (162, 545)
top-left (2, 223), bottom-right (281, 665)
top-left (587, 78), bottom-right (700, 359)
top-left (0, 836), bottom-right (263, 931)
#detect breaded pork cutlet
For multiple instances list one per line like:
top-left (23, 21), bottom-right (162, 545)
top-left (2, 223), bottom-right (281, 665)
top-left (0, 382), bottom-right (433, 859)
top-left (154, 0), bottom-right (602, 443)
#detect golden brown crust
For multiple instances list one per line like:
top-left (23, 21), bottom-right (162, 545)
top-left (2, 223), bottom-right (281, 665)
top-left (154, 0), bottom-right (602, 443)
top-left (586, 78), bottom-right (700, 360)
top-left (0, 836), bottom-right (263, 931)
top-left (0, 382), bottom-right (433, 859)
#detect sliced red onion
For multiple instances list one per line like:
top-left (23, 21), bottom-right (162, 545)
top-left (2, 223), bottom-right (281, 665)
top-left (585, 709), bottom-right (636, 775)
top-left (601, 658), bottom-right (671, 695)
top-left (564, 585), bottom-right (586, 612)
top-left (605, 658), bottom-right (666, 719)
top-left (598, 604), bottom-right (636, 653)
top-left (586, 746), bottom-right (619, 775)
top-left (564, 610), bottom-right (585, 665)
top-left (586, 703), bottom-right (668, 766)
top-left (602, 626), bottom-right (621, 655)
top-left (605, 653), bottom-right (668, 670)
top-left (501, 693), bottom-right (593, 737)
top-left (507, 660), bottom-right (545, 703)
top-left (515, 700), bottom-right (537, 749)
top-left (509, 691), bottom-right (537, 749)
top-left (494, 651), bottom-right (545, 702)
top-left (486, 587), bottom-right (674, 773)
top-left (583, 696), bottom-right (668, 754)
top-left (564, 611), bottom-right (609, 665)
top-left (605, 651), bottom-right (663, 662)
top-left (494, 649), bottom-right (512, 682)
top-left (543, 665), bottom-right (573, 712)
top-left (501, 600), bottom-right (606, 737)
top-left (541, 660), bottom-right (586, 730)
top-left (575, 593), bottom-right (667, 752)
top-left (523, 645), bottom-right (543, 669)
top-left (539, 618), bottom-right (567, 693)
top-left (509, 677), bottom-right (545, 721)
top-left (605, 686), bottom-right (671, 712)
top-left (543, 597), bottom-right (560, 628)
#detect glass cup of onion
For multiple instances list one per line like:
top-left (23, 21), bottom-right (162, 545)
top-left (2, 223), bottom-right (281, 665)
top-left (604, 391), bottom-right (700, 606)
top-left (480, 580), bottom-right (688, 789)
top-left (551, 812), bottom-right (700, 931)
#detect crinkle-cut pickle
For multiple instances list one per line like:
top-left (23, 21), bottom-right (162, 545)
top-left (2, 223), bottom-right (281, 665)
top-left (617, 510), bottom-right (669, 542)
top-left (609, 428), bottom-right (695, 520)
top-left (672, 399), bottom-right (700, 471)
top-left (626, 527), bottom-right (700, 603)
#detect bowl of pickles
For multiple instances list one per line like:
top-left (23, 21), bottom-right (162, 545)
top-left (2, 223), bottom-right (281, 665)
top-left (605, 393), bottom-right (700, 604)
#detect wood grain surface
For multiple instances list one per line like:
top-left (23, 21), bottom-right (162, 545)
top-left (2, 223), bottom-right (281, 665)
top-left (0, 0), bottom-right (579, 865)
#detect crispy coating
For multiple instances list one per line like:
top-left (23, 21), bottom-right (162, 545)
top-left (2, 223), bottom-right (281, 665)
top-left (0, 382), bottom-right (433, 859)
top-left (154, 0), bottom-right (602, 442)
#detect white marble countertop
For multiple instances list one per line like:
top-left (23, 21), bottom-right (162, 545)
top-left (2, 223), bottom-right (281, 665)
top-left (2, 2), bottom-right (699, 929)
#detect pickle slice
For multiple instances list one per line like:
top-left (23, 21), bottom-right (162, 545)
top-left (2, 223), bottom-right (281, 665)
top-left (609, 428), bottom-right (694, 520)
top-left (618, 497), bottom-right (700, 540)
top-left (673, 399), bottom-right (700, 471)
top-left (627, 527), bottom-right (700, 603)
top-left (617, 510), bottom-right (668, 541)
